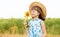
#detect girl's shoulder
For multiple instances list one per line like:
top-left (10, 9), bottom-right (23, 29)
top-left (29, 19), bottom-right (43, 23)
top-left (39, 19), bottom-right (44, 23)
top-left (29, 19), bottom-right (33, 23)
top-left (38, 19), bottom-right (43, 22)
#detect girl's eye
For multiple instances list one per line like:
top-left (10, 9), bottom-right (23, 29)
top-left (31, 10), bottom-right (36, 13)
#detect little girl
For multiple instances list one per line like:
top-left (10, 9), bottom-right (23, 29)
top-left (24, 2), bottom-right (46, 37)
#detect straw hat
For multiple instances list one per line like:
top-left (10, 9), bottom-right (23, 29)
top-left (29, 2), bottom-right (46, 20)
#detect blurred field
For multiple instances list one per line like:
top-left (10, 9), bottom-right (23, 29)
top-left (0, 33), bottom-right (27, 37)
top-left (45, 18), bottom-right (60, 35)
top-left (0, 18), bottom-right (60, 37)
top-left (0, 33), bottom-right (60, 37)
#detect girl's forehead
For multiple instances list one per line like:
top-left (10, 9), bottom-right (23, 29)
top-left (30, 9), bottom-right (37, 12)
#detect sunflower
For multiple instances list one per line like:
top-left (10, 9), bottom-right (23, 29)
top-left (24, 11), bottom-right (30, 19)
top-left (24, 11), bottom-right (30, 28)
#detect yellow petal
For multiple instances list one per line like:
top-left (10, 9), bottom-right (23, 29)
top-left (24, 11), bottom-right (30, 19)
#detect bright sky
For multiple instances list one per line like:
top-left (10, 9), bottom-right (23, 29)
top-left (0, 0), bottom-right (60, 18)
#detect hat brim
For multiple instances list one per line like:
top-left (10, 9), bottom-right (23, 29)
top-left (29, 2), bottom-right (46, 20)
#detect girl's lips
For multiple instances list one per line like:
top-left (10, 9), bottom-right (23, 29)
top-left (31, 13), bottom-right (35, 15)
top-left (31, 14), bottom-right (34, 15)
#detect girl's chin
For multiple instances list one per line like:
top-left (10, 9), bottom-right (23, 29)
top-left (31, 16), bottom-right (35, 18)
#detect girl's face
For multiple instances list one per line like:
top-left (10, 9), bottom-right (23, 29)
top-left (30, 10), bottom-right (40, 18)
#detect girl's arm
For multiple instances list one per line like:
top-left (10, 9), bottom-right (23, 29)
top-left (41, 21), bottom-right (46, 37)
top-left (24, 21), bottom-right (29, 34)
top-left (24, 21), bottom-right (28, 34)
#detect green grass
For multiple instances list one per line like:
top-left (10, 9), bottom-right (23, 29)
top-left (0, 18), bottom-right (60, 35)
top-left (0, 18), bottom-right (25, 34)
top-left (45, 18), bottom-right (60, 35)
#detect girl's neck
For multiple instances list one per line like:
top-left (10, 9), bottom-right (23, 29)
top-left (32, 16), bottom-right (39, 20)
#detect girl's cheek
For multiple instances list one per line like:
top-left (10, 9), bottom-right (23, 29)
top-left (30, 12), bottom-right (34, 16)
top-left (31, 13), bottom-right (35, 16)
top-left (30, 10), bottom-right (38, 17)
top-left (30, 13), bottom-right (35, 17)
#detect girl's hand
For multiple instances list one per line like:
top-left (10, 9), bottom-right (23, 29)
top-left (42, 34), bottom-right (46, 37)
top-left (24, 21), bottom-right (27, 26)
